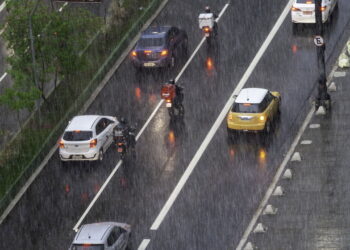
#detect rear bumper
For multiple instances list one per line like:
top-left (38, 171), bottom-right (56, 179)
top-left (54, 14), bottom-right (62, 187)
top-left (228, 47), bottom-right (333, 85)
top-left (291, 13), bottom-right (327, 24)
top-left (227, 122), bottom-right (265, 132)
top-left (131, 56), bottom-right (170, 68)
top-left (59, 150), bottom-right (99, 161)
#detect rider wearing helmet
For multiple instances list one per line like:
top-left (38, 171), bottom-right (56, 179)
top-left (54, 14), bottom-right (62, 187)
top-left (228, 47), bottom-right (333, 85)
top-left (168, 79), bottom-right (183, 105)
top-left (204, 6), bottom-right (218, 36)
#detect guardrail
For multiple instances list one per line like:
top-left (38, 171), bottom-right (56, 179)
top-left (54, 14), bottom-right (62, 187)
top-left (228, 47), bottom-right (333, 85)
top-left (0, 0), bottom-right (165, 217)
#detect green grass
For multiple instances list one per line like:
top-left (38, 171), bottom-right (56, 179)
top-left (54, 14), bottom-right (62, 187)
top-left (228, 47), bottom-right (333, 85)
top-left (0, 0), bottom-right (164, 213)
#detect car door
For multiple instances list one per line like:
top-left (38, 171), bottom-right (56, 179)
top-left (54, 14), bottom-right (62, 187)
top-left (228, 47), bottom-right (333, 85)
top-left (103, 118), bottom-right (115, 149)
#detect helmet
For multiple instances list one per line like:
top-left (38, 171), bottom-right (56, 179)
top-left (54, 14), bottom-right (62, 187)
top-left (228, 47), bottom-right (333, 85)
top-left (119, 117), bottom-right (127, 124)
top-left (205, 6), bottom-right (211, 13)
top-left (168, 79), bottom-right (175, 85)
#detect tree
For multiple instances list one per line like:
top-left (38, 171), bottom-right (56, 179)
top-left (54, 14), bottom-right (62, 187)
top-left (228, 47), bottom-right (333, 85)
top-left (0, 0), bottom-right (102, 114)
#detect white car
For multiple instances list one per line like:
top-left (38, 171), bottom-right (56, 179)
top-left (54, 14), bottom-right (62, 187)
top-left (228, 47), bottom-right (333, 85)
top-left (69, 222), bottom-right (132, 250)
top-left (291, 0), bottom-right (337, 24)
top-left (59, 115), bottom-right (117, 162)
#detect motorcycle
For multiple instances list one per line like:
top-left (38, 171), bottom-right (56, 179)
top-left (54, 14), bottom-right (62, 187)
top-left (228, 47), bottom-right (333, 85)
top-left (199, 13), bottom-right (217, 46)
top-left (114, 127), bottom-right (136, 159)
top-left (161, 84), bottom-right (184, 119)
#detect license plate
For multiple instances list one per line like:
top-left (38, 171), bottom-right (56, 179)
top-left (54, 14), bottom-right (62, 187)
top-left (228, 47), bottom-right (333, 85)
top-left (303, 11), bottom-right (313, 15)
top-left (144, 62), bottom-right (156, 67)
top-left (166, 102), bottom-right (172, 108)
top-left (205, 33), bottom-right (210, 37)
top-left (72, 155), bottom-right (82, 160)
top-left (117, 148), bottom-right (123, 153)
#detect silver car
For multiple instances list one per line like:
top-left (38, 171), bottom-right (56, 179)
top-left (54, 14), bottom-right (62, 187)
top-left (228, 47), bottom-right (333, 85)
top-left (70, 222), bottom-right (132, 250)
top-left (59, 115), bottom-right (117, 162)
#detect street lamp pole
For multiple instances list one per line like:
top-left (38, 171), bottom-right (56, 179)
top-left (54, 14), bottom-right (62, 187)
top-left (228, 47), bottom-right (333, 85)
top-left (315, 0), bottom-right (330, 109)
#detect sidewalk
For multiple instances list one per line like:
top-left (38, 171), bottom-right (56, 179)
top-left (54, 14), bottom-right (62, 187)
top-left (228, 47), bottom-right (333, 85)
top-left (243, 52), bottom-right (350, 249)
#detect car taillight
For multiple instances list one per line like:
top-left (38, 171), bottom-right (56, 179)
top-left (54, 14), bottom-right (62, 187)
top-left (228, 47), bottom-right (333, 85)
top-left (320, 6), bottom-right (327, 12)
top-left (89, 139), bottom-right (97, 148)
top-left (228, 114), bottom-right (233, 121)
top-left (131, 50), bottom-right (137, 57)
top-left (166, 98), bottom-right (172, 103)
top-left (259, 115), bottom-right (265, 121)
top-left (160, 49), bottom-right (168, 56)
top-left (58, 139), bottom-right (64, 148)
top-left (144, 50), bottom-right (152, 55)
top-left (291, 7), bottom-right (301, 11)
top-left (118, 143), bottom-right (123, 146)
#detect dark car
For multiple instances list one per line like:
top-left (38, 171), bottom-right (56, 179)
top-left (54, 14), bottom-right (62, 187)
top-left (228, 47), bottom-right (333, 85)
top-left (130, 26), bottom-right (188, 70)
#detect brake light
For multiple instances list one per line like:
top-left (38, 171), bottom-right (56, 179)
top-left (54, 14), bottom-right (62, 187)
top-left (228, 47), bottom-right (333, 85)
top-left (259, 115), bottom-right (265, 121)
top-left (144, 50), bottom-right (152, 54)
top-left (89, 139), bottom-right (97, 148)
top-left (166, 99), bottom-right (172, 103)
top-left (160, 49), bottom-right (168, 56)
top-left (320, 6), bottom-right (327, 12)
top-left (118, 143), bottom-right (123, 146)
top-left (203, 26), bottom-right (210, 33)
top-left (58, 139), bottom-right (64, 148)
top-left (131, 50), bottom-right (137, 57)
top-left (291, 7), bottom-right (301, 11)
top-left (243, 103), bottom-right (251, 106)
top-left (306, 0), bottom-right (312, 3)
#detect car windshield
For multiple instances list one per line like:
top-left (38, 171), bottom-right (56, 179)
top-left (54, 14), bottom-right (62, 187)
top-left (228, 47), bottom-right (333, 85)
top-left (296, 0), bottom-right (315, 3)
top-left (63, 131), bottom-right (93, 141)
top-left (138, 37), bottom-right (164, 47)
top-left (71, 244), bottom-right (104, 250)
top-left (232, 103), bottom-right (261, 113)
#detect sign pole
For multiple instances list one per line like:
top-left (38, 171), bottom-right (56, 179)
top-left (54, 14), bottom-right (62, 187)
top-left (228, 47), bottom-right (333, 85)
top-left (314, 0), bottom-right (330, 109)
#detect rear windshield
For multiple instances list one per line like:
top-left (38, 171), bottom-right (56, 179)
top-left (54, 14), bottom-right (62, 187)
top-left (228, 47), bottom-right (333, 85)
top-left (63, 131), bottom-right (93, 141)
top-left (296, 0), bottom-right (315, 3)
top-left (232, 103), bottom-right (261, 113)
top-left (71, 245), bottom-right (104, 250)
top-left (138, 37), bottom-right (165, 47)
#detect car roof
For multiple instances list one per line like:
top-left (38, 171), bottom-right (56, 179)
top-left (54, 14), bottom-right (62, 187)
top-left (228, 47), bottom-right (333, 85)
top-left (235, 88), bottom-right (268, 104)
top-left (73, 222), bottom-right (127, 244)
top-left (66, 115), bottom-right (101, 131)
top-left (141, 26), bottom-right (171, 38)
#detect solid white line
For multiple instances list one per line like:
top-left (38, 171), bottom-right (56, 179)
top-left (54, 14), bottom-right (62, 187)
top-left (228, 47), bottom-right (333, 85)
top-left (0, 72), bottom-right (7, 82)
top-left (150, 0), bottom-right (292, 232)
top-left (73, 160), bottom-right (123, 231)
top-left (138, 239), bottom-right (151, 250)
top-left (0, 1), bottom-right (6, 13)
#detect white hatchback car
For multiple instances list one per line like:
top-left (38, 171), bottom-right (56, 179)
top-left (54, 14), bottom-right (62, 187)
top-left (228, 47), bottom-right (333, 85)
top-left (291, 0), bottom-right (337, 24)
top-left (59, 115), bottom-right (117, 162)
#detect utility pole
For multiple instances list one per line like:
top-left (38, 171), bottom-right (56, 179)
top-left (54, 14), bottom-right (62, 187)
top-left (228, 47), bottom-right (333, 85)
top-left (314, 0), bottom-right (330, 109)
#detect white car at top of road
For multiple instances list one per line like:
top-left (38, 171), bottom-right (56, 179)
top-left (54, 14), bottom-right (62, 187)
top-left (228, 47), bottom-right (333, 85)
top-left (59, 115), bottom-right (118, 162)
top-left (291, 0), bottom-right (338, 24)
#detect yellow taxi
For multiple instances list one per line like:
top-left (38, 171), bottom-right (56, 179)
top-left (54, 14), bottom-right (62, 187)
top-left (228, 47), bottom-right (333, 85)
top-left (227, 88), bottom-right (281, 133)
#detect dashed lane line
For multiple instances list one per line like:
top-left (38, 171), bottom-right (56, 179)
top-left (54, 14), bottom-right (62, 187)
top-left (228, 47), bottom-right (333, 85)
top-left (150, 0), bottom-right (291, 232)
top-left (138, 239), bottom-right (151, 250)
top-left (0, 72), bottom-right (7, 82)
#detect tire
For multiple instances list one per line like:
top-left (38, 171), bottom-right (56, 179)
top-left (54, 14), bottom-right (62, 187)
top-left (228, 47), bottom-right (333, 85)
top-left (98, 150), bottom-right (103, 162)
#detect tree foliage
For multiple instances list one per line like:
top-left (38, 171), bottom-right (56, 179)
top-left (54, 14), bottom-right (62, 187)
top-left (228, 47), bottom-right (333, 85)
top-left (0, 0), bottom-right (102, 113)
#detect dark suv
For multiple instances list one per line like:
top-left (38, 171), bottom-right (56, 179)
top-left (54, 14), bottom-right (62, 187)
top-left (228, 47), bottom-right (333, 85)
top-left (130, 26), bottom-right (188, 70)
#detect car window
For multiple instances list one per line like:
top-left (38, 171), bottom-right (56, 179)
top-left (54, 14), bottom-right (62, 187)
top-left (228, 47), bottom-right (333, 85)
top-left (95, 119), bottom-right (108, 135)
top-left (138, 37), bottom-right (165, 47)
top-left (259, 96), bottom-right (270, 112)
top-left (71, 244), bottom-right (104, 250)
top-left (107, 227), bottom-right (122, 246)
top-left (63, 131), bottom-right (93, 141)
top-left (296, 0), bottom-right (315, 3)
top-left (232, 103), bottom-right (261, 113)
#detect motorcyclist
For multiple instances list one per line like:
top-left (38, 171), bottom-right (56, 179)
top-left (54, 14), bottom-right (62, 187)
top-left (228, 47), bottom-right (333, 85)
top-left (204, 6), bottom-right (218, 36)
top-left (168, 79), bottom-right (183, 105)
top-left (114, 117), bottom-right (135, 149)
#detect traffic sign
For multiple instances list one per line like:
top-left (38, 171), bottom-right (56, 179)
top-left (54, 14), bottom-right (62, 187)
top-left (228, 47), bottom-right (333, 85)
top-left (314, 35), bottom-right (324, 47)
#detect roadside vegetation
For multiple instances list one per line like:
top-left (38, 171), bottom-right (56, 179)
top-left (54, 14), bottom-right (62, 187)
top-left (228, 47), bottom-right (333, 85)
top-left (0, 0), bottom-right (161, 211)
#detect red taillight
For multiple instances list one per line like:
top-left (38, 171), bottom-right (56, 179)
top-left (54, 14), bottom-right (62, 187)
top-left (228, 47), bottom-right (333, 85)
top-left (58, 139), bottom-right (64, 148)
top-left (89, 139), bottom-right (97, 148)
top-left (320, 6), bottom-right (327, 12)
top-left (166, 99), bottom-right (172, 103)
top-left (291, 7), bottom-right (301, 11)
top-left (131, 50), bottom-right (137, 57)
top-left (203, 26), bottom-right (210, 33)
top-left (160, 49), bottom-right (168, 56)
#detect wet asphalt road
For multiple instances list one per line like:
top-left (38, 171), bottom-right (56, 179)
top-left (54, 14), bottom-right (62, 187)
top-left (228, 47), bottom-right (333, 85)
top-left (1, 0), bottom-right (350, 249)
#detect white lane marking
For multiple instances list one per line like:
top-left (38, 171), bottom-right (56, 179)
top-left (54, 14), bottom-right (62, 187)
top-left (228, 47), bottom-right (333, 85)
top-left (309, 123), bottom-right (320, 129)
top-left (0, 72), bottom-right (7, 82)
top-left (150, 0), bottom-right (290, 231)
top-left (73, 161), bottom-right (123, 231)
top-left (59, 2), bottom-right (68, 12)
top-left (72, 2), bottom-right (230, 232)
top-left (236, 107), bottom-right (314, 250)
top-left (138, 239), bottom-right (151, 250)
top-left (0, 1), bottom-right (6, 13)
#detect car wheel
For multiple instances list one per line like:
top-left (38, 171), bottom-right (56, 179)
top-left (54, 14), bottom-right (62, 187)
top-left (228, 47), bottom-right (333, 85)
top-left (98, 150), bottom-right (103, 162)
